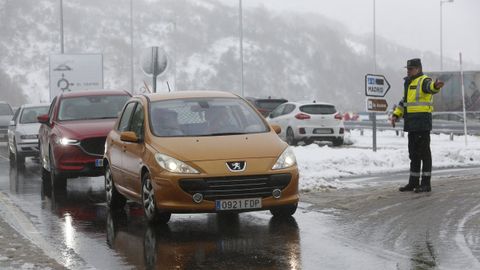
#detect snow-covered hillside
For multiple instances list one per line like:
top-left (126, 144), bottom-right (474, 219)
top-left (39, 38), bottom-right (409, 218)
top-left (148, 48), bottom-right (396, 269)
top-left (0, 0), bottom-right (451, 108)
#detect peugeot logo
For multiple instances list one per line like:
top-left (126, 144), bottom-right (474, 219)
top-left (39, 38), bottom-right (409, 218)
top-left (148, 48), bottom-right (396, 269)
top-left (226, 161), bottom-right (246, 172)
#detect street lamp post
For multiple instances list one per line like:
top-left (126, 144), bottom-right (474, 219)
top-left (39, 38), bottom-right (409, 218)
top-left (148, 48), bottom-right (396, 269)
top-left (59, 0), bottom-right (64, 54)
top-left (440, 0), bottom-right (454, 71)
top-left (239, 0), bottom-right (244, 97)
top-left (130, 0), bottom-right (134, 93)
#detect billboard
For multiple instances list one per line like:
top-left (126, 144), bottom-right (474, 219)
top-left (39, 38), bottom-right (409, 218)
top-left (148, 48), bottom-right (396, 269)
top-left (426, 71), bottom-right (480, 112)
top-left (49, 54), bottom-right (103, 100)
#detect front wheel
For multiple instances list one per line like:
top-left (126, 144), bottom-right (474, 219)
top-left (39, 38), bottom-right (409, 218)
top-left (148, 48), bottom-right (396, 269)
top-left (49, 148), bottom-right (66, 190)
top-left (105, 163), bottom-right (126, 210)
top-left (270, 203), bottom-right (297, 218)
top-left (142, 172), bottom-right (171, 224)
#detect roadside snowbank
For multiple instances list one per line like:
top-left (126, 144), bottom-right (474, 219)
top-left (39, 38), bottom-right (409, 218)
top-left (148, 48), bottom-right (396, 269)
top-left (294, 130), bottom-right (480, 191)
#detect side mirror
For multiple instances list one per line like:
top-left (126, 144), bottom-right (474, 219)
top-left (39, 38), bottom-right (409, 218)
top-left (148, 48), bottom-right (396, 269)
top-left (37, 114), bottom-right (49, 124)
top-left (120, 131), bottom-right (139, 143)
top-left (9, 120), bottom-right (15, 126)
top-left (271, 124), bottom-right (281, 134)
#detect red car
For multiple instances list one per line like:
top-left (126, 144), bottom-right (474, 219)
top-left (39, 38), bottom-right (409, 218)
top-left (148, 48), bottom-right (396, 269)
top-left (38, 90), bottom-right (131, 189)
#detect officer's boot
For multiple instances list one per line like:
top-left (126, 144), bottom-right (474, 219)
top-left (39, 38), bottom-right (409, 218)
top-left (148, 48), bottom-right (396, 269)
top-left (399, 176), bottom-right (419, 192)
top-left (415, 176), bottom-right (431, 193)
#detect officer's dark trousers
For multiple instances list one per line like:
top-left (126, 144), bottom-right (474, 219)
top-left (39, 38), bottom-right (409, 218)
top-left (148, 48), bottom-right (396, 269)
top-left (408, 131), bottom-right (432, 187)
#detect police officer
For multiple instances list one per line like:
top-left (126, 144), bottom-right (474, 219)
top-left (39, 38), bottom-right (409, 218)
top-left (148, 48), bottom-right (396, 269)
top-left (391, 58), bottom-right (444, 193)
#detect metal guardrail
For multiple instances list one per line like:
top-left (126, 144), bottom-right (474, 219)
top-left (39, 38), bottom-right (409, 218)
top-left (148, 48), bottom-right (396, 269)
top-left (344, 120), bottom-right (480, 140)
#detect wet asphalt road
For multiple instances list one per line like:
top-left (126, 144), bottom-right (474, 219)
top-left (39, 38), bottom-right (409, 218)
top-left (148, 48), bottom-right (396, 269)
top-left (0, 143), bottom-right (479, 269)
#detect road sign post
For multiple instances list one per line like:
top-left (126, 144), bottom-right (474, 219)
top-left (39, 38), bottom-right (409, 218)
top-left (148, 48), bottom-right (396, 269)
top-left (365, 74), bottom-right (391, 152)
top-left (141, 47), bottom-right (168, 93)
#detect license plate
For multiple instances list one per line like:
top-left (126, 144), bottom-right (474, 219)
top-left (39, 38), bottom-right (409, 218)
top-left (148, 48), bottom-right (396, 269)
top-left (313, 128), bottom-right (332, 134)
top-left (215, 198), bottom-right (262, 211)
top-left (95, 159), bottom-right (104, 167)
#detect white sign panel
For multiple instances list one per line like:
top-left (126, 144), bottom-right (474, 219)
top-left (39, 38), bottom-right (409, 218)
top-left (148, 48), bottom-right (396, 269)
top-left (49, 54), bottom-right (103, 100)
top-left (365, 74), bottom-right (391, 97)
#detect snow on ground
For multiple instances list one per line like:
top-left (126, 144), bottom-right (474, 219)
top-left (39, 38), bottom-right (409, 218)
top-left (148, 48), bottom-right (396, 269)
top-left (295, 129), bottom-right (480, 191)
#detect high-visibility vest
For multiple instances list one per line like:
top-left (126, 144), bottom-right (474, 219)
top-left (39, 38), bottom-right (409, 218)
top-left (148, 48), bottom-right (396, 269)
top-left (393, 75), bottom-right (440, 117)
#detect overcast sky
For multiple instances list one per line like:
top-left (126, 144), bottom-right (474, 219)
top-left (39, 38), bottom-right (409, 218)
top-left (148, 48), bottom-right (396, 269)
top-left (229, 0), bottom-right (480, 70)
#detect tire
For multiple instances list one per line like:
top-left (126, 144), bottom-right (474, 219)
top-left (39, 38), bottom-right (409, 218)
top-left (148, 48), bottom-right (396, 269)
top-left (142, 172), bottom-right (171, 224)
top-left (10, 140), bottom-right (25, 166)
top-left (8, 147), bottom-right (15, 165)
top-left (49, 148), bottom-right (67, 190)
top-left (269, 203), bottom-right (298, 218)
top-left (332, 138), bottom-right (344, 147)
top-left (105, 163), bottom-right (126, 210)
top-left (286, 128), bottom-right (297, 146)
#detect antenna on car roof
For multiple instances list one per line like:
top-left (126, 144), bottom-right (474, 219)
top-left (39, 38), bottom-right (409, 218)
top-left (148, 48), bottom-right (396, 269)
top-left (166, 81), bottom-right (171, 92)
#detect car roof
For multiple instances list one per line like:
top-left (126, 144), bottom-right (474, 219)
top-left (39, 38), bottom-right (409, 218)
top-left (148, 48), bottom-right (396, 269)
top-left (143, 90), bottom-right (238, 102)
top-left (20, 103), bottom-right (51, 108)
top-left (58, 89), bottom-right (131, 98)
top-left (246, 97), bottom-right (287, 101)
top-left (288, 101), bottom-right (335, 106)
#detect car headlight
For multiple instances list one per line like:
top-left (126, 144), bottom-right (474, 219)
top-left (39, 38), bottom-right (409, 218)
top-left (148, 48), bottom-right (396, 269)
top-left (272, 147), bottom-right (297, 170)
top-left (56, 137), bottom-right (80, 146)
top-left (20, 134), bottom-right (38, 140)
top-left (155, 153), bottom-right (199, 174)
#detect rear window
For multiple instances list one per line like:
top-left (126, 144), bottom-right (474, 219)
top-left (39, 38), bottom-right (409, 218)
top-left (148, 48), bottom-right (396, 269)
top-left (0, 104), bottom-right (13, 115)
top-left (255, 100), bottom-right (287, 111)
top-left (300, 105), bottom-right (336, 115)
top-left (58, 95), bottom-right (130, 121)
top-left (19, 106), bottom-right (49, 124)
top-left (150, 97), bottom-right (269, 137)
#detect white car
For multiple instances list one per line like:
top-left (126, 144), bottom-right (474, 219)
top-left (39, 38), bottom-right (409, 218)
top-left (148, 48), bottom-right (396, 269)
top-left (8, 103), bottom-right (49, 165)
top-left (266, 101), bottom-right (345, 146)
top-left (0, 102), bottom-right (14, 142)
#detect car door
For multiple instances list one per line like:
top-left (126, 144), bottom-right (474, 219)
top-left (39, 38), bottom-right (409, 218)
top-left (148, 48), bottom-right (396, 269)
top-left (267, 104), bottom-right (287, 137)
top-left (122, 102), bottom-right (145, 197)
top-left (280, 104), bottom-right (297, 138)
top-left (39, 97), bottom-right (56, 170)
top-left (109, 102), bottom-right (137, 189)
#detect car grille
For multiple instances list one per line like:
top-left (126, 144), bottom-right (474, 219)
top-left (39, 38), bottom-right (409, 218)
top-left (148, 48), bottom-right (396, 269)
top-left (179, 174), bottom-right (291, 201)
top-left (80, 137), bottom-right (106, 156)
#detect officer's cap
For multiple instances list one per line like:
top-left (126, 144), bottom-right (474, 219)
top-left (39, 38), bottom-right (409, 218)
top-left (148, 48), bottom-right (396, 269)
top-left (405, 58), bottom-right (422, 68)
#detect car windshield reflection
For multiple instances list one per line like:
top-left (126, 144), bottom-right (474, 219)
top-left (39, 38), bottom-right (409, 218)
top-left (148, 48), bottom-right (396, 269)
top-left (58, 95), bottom-right (130, 121)
top-left (149, 97), bottom-right (269, 137)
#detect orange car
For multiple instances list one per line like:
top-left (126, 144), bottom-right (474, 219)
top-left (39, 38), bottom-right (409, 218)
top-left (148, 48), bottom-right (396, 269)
top-left (103, 91), bottom-right (299, 223)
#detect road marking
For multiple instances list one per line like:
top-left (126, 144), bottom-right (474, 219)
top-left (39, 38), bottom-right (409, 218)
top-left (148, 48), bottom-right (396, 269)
top-left (455, 204), bottom-right (480, 268)
top-left (0, 191), bottom-right (71, 267)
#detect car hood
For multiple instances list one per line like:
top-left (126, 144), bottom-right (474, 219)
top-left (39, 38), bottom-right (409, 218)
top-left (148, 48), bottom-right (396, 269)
top-left (56, 119), bottom-right (117, 139)
top-left (14, 123), bottom-right (41, 135)
top-left (0, 115), bottom-right (12, 126)
top-left (149, 132), bottom-right (287, 162)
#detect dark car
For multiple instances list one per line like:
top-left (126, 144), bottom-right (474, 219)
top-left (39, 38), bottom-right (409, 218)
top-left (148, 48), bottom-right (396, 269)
top-left (245, 97), bottom-right (288, 117)
top-left (38, 90), bottom-right (131, 190)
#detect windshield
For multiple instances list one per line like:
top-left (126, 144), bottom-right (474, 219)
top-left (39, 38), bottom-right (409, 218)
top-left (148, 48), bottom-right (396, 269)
top-left (149, 97), bottom-right (269, 137)
top-left (58, 95), bottom-right (129, 121)
top-left (300, 104), bottom-right (337, 115)
top-left (0, 104), bottom-right (13, 116)
top-left (19, 106), bottom-right (49, 124)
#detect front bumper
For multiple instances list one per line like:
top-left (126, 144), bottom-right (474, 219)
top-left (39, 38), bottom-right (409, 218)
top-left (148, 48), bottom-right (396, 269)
top-left (53, 144), bottom-right (104, 178)
top-left (150, 168), bottom-right (300, 213)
